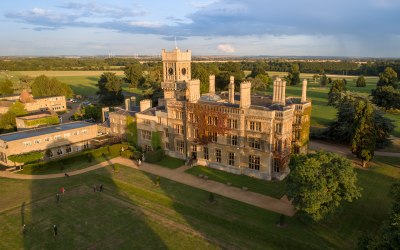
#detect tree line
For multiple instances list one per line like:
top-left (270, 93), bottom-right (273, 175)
top-left (2, 57), bottom-right (400, 77)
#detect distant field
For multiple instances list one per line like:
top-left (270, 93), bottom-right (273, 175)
top-left (0, 71), bottom-right (124, 96)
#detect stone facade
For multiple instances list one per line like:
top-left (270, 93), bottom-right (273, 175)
top-left (133, 48), bottom-right (312, 180)
top-left (0, 121), bottom-right (98, 166)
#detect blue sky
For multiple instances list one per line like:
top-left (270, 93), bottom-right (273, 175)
top-left (1, 0), bottom-right (400, 57)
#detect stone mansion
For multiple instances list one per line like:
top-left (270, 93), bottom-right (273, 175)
top-left (110, 48), bottom-right (312, 180)
top-left (0, 48), bottom-right (311, 180)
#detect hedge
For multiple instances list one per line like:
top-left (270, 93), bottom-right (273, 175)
top-left (144, 149), bottom-right (165, 163)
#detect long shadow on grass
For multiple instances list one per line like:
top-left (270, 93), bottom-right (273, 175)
top-left (139, 169), bottom-right (340, 250)
top-left (21, 151), bottom-right (168, 248)
top-left (140, 160), bottom-right (400, 249)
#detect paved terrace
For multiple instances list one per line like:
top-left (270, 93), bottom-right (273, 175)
top-left (0, 157), bottom-right (296, 216)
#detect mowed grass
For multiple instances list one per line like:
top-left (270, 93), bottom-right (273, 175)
top-left (186, 165), bottom-right (286, 198)
top-left (0, 161), bottom-right (399, 249)
top-left (154, 156), bottom-right (185, 169)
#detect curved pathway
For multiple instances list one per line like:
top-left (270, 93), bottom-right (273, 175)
top-left (0, 157), bottom-right (296, 216)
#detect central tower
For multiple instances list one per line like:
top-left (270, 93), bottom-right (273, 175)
top-left (162, 48), bottom-right (191, 82)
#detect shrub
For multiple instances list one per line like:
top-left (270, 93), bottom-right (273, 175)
top-left (144, 149), bottom-right (165, 163)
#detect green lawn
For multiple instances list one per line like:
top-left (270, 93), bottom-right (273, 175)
top-left (153, 156), bottom-right (185, 169)
top-left (186, 166), bottom-right (286, 198)
top-left (0, 161), bottom-right (400, 249)
top-left (17, 144), bottom-right (129, 175)
top-left (0, 161), bottom-right (399, 249)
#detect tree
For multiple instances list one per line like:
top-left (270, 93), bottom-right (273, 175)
top-left (250, 63), bottom-right (265, 78)
top-left (31, 75), bottom-right (73, 98)
top-left (286, 151), bottom-right (361, 221)
top-left (377, 67), bottom-right (398, 88)
top-left (356, 75), bottom-right (366, 87)
top-left (124, 62), bottom-right (144, 88)
top-left (328, 79), bottom-right (346, 106)
top-left (319, 74), bottom-right (329, 87)
top-left (0, 101), bottom-right (27, 131)
top-left (96, 72), bottom-right (124, 106)
top-left (8, 151), bottom-right (44, 165)
top-left (250, 74), bottom-right (271, 91)
top-left (351, 97), bottom-right (376, 167)
top-left (372, 86), bottom-right (400, 110)
top-left (358, 183), bottom-right (400, 249)
top-left (192, 63), bottom-right (210, 94)
top-left (326, 93), bottom-right (394, 149)
top-left (286, 64), bottom-right (300, 86)
top-left (81, 105), bottom-right (102, 121)
top-left (0, 79), bottom-right (14, 95)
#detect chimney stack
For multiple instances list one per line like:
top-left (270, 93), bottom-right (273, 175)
top-left (240, 81), bottom-right (251, 108)
top-left (140, 99), bottom-right (152, 112)
top-left (301, 79), bottom-right (307, 102)
top-left (229, 76), bottom-right (235, 103)
top-left (209, 75), bottom-right (215, 94)
top-left (101, 107), bottom-right (109, 123)
top-left (125, 98), bottom-right (131, 111)
top-left (272, 78), bottom-right (286, 106)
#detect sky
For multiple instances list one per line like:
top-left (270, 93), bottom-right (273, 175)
top-left (1, 0), bottom-right (400, 57)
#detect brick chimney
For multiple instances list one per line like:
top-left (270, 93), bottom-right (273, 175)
top-left (140, 99), bottom-right (152, 112)
top-left (240, 81), bottom-right (251, 108)
top-left (301, 79), bottom-right (307, 102)
top-left (272, 78), bottom-right (286, 106)
top-left (209, 75), bottom-right (215, 94)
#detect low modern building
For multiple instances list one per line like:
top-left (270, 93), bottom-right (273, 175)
top-left (15, 111), bottom-right (60, 131)
top-left (0, 90), bottom-right (66, 114)
top-left (0, 121), bottom-right (98, 166)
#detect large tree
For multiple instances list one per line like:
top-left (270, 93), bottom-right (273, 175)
top-left (326, 93), bottom-right (393, 148)
top-left (356, 75), bottom-right (366, 87)
top-left (328, 79), bottom-right (347, 106)
top-left (0, 101), bottom-right (27, 131)
top-left (124, 62), bottom-right (144, 88)
top-left (31, 75), bottom-right (73, 97)
top-left (350, 97), bottom-right (376, 167)
top-left (0, 79), bottom-right (14, 95)
top-left (286, 64), bottom-right (300, 86)
top-left (96, 72), bottom-right (124, 106)
top-left (372, 86), bottom-right (400, 110)
top-left (377, 67), bottom-right (398, 88)
top-left (286, 151), bottom-right (361, 221)
top-left (319, 74), bottom-right (329, 87)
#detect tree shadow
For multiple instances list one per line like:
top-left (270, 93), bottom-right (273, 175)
top-left (9, 141), bottom-right (169, 248)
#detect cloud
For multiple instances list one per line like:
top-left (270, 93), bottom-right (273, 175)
top-left (4, 0), bottom-right (400, 42)
top-left (59, 2), bottom-right (145, 18)
top-left (162, 36), bottom-right (188, 41)
top-left (217, 43), bottom-right (235, 53)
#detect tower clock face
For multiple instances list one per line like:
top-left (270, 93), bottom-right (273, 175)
top-left (168, 67), bottom-right (174, 75)
top-left (181, 68), bottom-right (186, 75)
